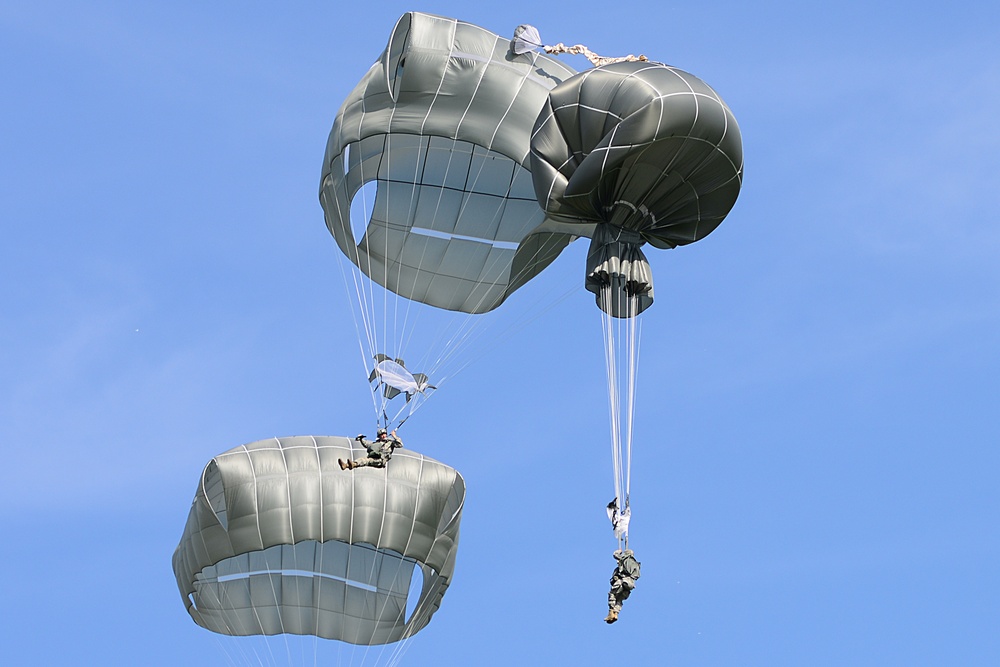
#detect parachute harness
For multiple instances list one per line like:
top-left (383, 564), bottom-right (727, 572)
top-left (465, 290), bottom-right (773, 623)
top-left (600, 284), bottom-right (641, 551)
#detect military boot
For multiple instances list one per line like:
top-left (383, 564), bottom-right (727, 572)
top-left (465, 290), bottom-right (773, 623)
top-left (604, 609), bottom-right (618, 624)
top-left (339, 459), bottom-right (349, 470)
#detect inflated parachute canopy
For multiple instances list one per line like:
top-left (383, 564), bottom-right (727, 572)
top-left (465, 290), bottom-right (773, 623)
top-left (172, 436), bottom-right (465, 645)
top-left (319, 12), bottom-right (580, 314)
top-left (530, 61), bottom-right (744, 317)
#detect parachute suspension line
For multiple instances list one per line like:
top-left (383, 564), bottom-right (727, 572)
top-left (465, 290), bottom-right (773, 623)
top-left (433, 169), bottom-right (517, 366)
top-left (600, 283), bottom-right (642, 551)
top-left (346, 108), bottom-right (407, 429)
top-left (600, 289), bottom-right (623, 513)
top-left (386, 489), bottom-right (465, 667)
top-left (625, 293), bottom-right (641, 552)
top-left (212, 578), bottom-right (269, 667)
top-left (369, 129), bottom-right (506, 421)
top-left (205, 455), bottom-right (288, 666)
top-left (346, 463), bottom-right (421, 667)
top-left (394, 126), bottom-right (459, 377)
top-left (363, 458), bottom-right (427, 667)
top-left (401, 96), bottom-right (531, 383)
top-left (258, 446), bottom-right (296, 665)
top-left (337, 241), bottom-right (382, 423)
top-left (384, 129), bottom-right (414, 371)
top-left (384, 395), bottom-right (419, 430)
top-left (247, 546), bottom-right (294, 667)
top-left (336, 137), bottom-right (384, 426)
top-left (367, 129), bottom-right (444, 431)
top-left (430, 233), bottom-right (583, 387)
top-left (343, 125), bottom-right (578, 431)
top-left (345, 468), bottom-right (388, 662)
top-left (624, 292), bottom-right (641, 550)
top-left (625, 293), bottom-right (641, 503)
top-left (343, 446), bottom-right (364, 665)
top-left (287, 533), bottom-right (312, 666)
top-left (389, 64), bottom-right (476, 391)
top-left (402, 131), bottom-right (486, 379)
top-left (312, 437), bottom-right (324, 667)
top-left (437, 278), bottom-right (581, 390)
top-left (417, 137), bottom-right (573, 386)
top-left (377, 131), bottom-right (398, 426)
top-left (349, 101), bottom-right (581, 430)
top-left (341, 129), bottom-right (423, 430)
top-left (211, 634), bottom-right (257, 667)
top-left (348, 116), bottom-right (395, 427)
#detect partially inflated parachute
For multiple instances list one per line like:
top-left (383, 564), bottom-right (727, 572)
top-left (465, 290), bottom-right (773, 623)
top-left (172, 436), bottom-right (465, 645)
top-left (530, 61), bottom-right (743, 318)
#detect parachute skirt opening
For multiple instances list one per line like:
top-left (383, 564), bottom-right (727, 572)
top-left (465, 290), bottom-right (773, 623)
top-left (348, 173), bottom-right (377, 246)
top-left (327, 131), bottom-right (562, 314)
top-left (347, 168), bottom-right (522, 256)
top-left (188, 540), bottom-right (436, 645)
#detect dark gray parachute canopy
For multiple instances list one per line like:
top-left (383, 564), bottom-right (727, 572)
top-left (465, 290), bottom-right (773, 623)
top-left (172, 436), bottom-right (465, 645)
top-left (530, 61), bottom-right (744, 317)
top-left (319, 12), bottom-right (580, 314)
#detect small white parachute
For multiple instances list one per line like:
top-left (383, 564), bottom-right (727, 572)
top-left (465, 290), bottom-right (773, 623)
top-left (607, 498), bottom-right (631, 543)
top-left (510, 24), bottom-right (542, 54)
top-left (369, 354), bottom-right (435, 402)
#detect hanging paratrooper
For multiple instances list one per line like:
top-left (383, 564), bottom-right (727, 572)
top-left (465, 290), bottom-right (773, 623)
top-left (516, 23), bottom-right (743, 620)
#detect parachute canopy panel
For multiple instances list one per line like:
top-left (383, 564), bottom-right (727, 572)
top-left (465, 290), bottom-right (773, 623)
top-left (172, 436), bottom-right (465, 645)
top-left (320, 12), bottom-right (579, 314)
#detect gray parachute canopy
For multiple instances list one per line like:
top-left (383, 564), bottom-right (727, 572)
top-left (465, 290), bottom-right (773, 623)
top-left (319, 12), bottom-right (579, 314)
top-left (530, 61), bottom-right (744, 317)
top-left (172, 436), bottom-right (465, 645)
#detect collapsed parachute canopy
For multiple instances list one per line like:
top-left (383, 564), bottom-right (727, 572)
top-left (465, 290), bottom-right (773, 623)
top-left (172, 436), bottom-right (465, 645)
top-left (319, 12), bottom-right (579, 314)
top-left (530, 61), bottom-right (744, 317)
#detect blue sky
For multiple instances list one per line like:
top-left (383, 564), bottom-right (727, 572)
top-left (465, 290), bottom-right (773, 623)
top-left (2, 1), bottom-right (999, 665)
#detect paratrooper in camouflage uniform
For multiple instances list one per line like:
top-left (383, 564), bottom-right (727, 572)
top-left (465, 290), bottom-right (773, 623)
top-left (605, 548), bottom-right (641, 623)
top-left (339, 428), bottom-right (403, 470)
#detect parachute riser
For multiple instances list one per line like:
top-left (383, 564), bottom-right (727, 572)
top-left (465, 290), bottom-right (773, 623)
top-left (586, 223), bottom-right (654, 318)
top-left (599, 283), bottom-right (641, 549)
